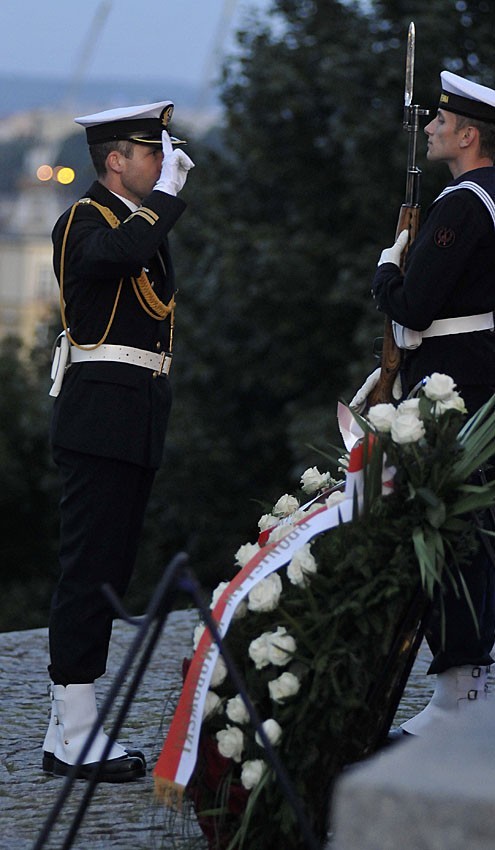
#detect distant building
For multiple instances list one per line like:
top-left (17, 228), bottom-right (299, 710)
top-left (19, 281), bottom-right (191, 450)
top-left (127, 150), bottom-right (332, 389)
top-left (0, 129), bottom-right (77, 347)
top-left (0, 231), bottom-right (58, 344)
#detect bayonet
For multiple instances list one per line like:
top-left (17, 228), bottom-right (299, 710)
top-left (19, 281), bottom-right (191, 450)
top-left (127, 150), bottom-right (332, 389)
top-left (367, 22), bottom-right (428, 407)
top-left (404, 21), bottom-right (415, 111)
top-left (403, 21), bottom-right (429, 207)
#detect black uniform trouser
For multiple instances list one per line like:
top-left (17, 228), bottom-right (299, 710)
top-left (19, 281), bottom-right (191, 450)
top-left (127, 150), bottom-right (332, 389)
top-left (421, 385), bottom-right (495, 674)
top-left (426, 533), bottom-right (495, 673)
top-left (49, 446), bottom-right (155, 685)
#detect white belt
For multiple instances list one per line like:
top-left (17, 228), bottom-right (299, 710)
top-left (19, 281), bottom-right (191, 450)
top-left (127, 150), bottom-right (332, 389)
top-left (422, 312), bottom-right (494, 338)
top-left (70, 344), bottom-right (172, 376)
top-left (393, 312), bottom-right (494, 350)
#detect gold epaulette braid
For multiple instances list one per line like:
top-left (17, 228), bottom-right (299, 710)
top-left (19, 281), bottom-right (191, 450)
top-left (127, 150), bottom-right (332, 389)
top-left (59, 198), bottom-right (175, 351)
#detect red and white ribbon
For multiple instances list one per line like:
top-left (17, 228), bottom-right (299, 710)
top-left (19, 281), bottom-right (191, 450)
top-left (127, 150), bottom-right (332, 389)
top-left (154, 440), bottom-right (385, 796)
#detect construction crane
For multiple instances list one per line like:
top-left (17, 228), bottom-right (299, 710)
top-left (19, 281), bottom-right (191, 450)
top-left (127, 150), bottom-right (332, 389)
top-left (197, 0), bottom-right (238, 111)
top-left (63, 1), bottom-right (113, 111)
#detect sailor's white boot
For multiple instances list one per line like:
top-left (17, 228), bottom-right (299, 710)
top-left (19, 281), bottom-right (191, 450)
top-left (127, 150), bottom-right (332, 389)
top-left (48, 683), bottom-right (145, 782)
top-left (401, 664), bottom-right (490, 736)
top-left (41, 684), bottom-right (57, 773)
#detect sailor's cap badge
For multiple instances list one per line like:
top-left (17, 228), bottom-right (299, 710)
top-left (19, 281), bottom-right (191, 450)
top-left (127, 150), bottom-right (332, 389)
top-left (161, 105), bottom-right (174, 127)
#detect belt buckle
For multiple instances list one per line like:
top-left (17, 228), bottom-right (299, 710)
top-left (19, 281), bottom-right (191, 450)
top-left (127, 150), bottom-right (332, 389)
top-left (157, 351), bottom-right (172, 376)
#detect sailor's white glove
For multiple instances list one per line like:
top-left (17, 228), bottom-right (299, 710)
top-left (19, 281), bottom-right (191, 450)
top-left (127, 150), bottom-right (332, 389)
top-left (154, 131), bottom-right (195, 196)
top-left (377, 229), bottom-right (409, 267)
top-left (349, 367), bottom-right (402, 410)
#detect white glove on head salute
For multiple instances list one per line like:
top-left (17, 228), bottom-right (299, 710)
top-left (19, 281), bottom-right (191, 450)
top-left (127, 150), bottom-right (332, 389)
top-left (154, 130), bottom-right (195, 196)
top-left (377, 229), bottom-right (409, 267)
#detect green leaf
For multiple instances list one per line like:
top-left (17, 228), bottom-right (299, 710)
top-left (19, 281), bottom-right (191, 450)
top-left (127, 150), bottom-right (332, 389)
top-left (412, 526), bottom-right (442, 598)
top-left (426, 502), bottom-right (447, 528)
top-left (416, 487), bottom-right (442, 508)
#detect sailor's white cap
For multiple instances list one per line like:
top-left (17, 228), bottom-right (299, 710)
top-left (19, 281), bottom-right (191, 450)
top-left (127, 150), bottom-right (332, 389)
top-left (75, 100), bottom-right (177, 145)
top-left (439, 71), bottom-right (495, 124)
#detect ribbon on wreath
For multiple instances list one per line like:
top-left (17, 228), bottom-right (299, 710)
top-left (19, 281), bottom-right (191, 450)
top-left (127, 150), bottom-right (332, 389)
top-left (154, 438), bottom-right (393, 803)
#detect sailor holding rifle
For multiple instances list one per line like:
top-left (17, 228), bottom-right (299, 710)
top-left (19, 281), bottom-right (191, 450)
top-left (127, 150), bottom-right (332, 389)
top-left (372, 71), bottom-right (495, 736)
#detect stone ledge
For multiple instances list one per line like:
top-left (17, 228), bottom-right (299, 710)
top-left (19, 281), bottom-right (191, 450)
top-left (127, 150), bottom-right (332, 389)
top-left (332, 701), bottom-right (495, 850)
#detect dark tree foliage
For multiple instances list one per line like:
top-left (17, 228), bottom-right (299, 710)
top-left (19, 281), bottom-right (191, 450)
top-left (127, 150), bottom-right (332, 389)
top-left (153, 0), bottom-right (495, 592)
top-left (0, 138), bottom-right (34, 194)
top-left (0, 336), bottom-right (59, 628)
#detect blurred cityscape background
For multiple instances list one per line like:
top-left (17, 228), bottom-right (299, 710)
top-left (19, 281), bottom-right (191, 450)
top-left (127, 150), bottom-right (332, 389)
top-left (1, 0), bottom-right (492, 631)
top-left (0, 0), bottom-right (249, 343)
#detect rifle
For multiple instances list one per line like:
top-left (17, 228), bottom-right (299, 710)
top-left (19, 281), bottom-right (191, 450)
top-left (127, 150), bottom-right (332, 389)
top-left (367, 22), bottom-right (429, 406)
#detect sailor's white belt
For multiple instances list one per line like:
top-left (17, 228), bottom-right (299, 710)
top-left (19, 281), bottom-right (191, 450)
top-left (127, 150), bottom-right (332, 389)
top-left (422, 312), bottom-right (494, 338)
top-left (71, 344), bottom-right (172, 376)
top-left (393, 312), bottom-right (494, 350)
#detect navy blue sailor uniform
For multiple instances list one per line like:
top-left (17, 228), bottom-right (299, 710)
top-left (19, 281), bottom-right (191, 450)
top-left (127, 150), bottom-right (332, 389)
top-left (372, 166), bottom-right (495, 409)
top-left (49, 180), bottom-right (185, 685)
top-left (371, 166), bottom-right (495, 674)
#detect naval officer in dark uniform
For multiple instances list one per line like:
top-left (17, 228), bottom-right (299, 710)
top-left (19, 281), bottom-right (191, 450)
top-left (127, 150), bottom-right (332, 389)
top-left (372, 71), bottom-right (495, 735)
top-left (43, 101), bottom-right (194, 781)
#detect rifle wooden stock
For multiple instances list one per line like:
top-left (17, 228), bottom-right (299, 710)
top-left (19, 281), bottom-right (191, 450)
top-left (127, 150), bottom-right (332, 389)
top-left (367, 203), bottom-right (421, 407)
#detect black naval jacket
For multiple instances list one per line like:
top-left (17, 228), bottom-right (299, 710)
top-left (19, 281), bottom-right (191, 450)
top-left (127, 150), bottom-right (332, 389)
top-left (50, 181), bottom-right (186, 469)
top-left (372, 166), bottom-right (495, 391)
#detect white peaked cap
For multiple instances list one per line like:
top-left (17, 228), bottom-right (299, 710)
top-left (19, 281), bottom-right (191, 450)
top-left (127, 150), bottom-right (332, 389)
top-left (75, 100), bottom-right (175, 145)
top-left (440, 71), bottom-right (495, 124)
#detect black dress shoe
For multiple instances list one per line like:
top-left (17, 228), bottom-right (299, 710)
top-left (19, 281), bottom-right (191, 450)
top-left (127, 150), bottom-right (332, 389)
top-left (43, 747), bottom-right (146, 780)
top-left (52, 752), bottom-right (146, 783)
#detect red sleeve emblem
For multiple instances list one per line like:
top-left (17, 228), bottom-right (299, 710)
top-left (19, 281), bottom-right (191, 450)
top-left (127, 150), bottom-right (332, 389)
top-left (434, 226), bottom-right (456, 248)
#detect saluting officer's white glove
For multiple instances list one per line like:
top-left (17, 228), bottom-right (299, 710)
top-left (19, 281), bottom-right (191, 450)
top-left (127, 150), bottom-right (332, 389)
top-left (349, 367), bottom-right (402, 410)
top-left (377, 229), bottom-right (409, 267)
top-left (154, 130), bottom-right (195, 196)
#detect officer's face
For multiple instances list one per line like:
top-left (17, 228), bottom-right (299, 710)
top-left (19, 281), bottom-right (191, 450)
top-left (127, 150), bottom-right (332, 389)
top-left (424, 109), bottom-right (463, 168)
top-left (119, 144), bottom-right (164, 204)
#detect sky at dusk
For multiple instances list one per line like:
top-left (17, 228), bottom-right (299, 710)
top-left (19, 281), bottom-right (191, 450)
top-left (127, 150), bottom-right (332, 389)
top-left (1, 0), bottom-right (271, 88)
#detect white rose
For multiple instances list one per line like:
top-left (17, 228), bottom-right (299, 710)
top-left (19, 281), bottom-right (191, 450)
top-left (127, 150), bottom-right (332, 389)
top-left (210, 581), bottom-right (229, 609)
top-left (286, 544), bottom-right (317, 586)
top-left (235, 542), bottom-right (260, 568)
top-left (255, 718), bottom-right (282, 747)
top-left (247, 573), bottom-right (283, 612)
top-left (390, 411), bottom-right (425, 445)
top-left (268, 671), bottom-right (300, 703)
top-left (226, 694), bottom-right (250, 724)
top-left (248, 633), bottom-right (271, 669)
top-left (367, 403), bottom-right (397, 433)
top-left (241, 759), bottom-right (266, 790)
top-left (300, 466), bottom-right (332, 494)
top-left (193, 623), bottom-right (206, 650)
top-left (423, 373), bottom-right (456, 401)
top-left (216, 726), bottom-right (244, 762)
top-left (397, 398), bottom-right (420, 414)
top-left (203, 690), bottom-right (222, 720)
top-left (258, 514), bottom-right (278, 532)
top-left (435, 393), bottom-right (467, 415)
top-left (289, 509), bottom-right (305, 524)
top-left (273, 494), bottom-right (300, 517)
top-left (210, 655), bottom-right (228, 687)
top-left (267, 626), bottom-right (296, 666)
top-left (324, 491), bottom-right (346, 510)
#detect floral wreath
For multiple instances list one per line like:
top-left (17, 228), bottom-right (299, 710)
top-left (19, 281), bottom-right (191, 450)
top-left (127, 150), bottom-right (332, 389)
top-left (156, 374), bottom-right (495, 850)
